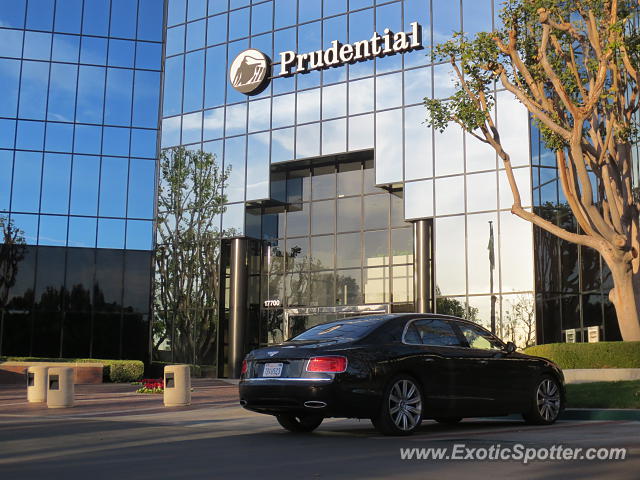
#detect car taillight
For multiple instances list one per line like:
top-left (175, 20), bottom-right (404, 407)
top-left (241, 359), bottom-right (248, 375)
top-left (306, 356), bottom-right (348, 373)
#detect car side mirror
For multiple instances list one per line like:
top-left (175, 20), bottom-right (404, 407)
top-left (504, 341), bottom-right (517, 354)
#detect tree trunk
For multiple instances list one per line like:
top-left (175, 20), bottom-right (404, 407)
top-left (608, 261), bottom-right (640, 341)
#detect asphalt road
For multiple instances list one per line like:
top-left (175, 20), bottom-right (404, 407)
top-left (0, 381), bottom-right (638, 480)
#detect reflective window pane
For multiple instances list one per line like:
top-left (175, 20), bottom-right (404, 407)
top-left (99, 157), bottom-right (128, 218)
top-left (405, 105), bottom-right (433, 181)
top-left (0, 59), bottom-right (20, 117)
top-left (311, 200), bottom-right (335, 235)
top-left (68, 216), bottom-right (97, 248)
top-left (98, 218), bottom-right (126, 249)
top-left (12, 152), bottom-right (42, 213)
top-left (435, 216), bottom-right (466, 296)
top-left (364, 230), bottom-right (389, 267)
top-left (296, 123), bottom-right (320, 159)
top-left (70, 155), bottom-right (100, 216)
top-left (82, 0), bottom-right (109, 34)
top-left (376, 109), bottom-right (403, 185)
top-left (435, 176), bottom-right (464, 216)
top-left (336, 232), bottom-right (361, 268)
top-left (128, 159), bottom-right (156, 219)
top-left (247, 132), bottom-right (270, 201)
top-left (41, 154), bottom-right (71, 215)
top-left (38, 215), bottom-right (67, 246)
top-left (348, 114), bottom-right (373, 152)
top-left (337, 196), bottom-right (361, 232)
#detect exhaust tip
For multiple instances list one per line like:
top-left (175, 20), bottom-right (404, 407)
top-left (304, 400), bottom-right (327, 409)
top-left (239, 399), bottom-right (247, 406)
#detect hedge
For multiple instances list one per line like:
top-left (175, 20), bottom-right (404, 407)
top-left (0, 357), bottom-right (144, 383)
top-left (148, 362), bottom-right (217, 378)
top-left (523, 342), bottom-right (640, 369)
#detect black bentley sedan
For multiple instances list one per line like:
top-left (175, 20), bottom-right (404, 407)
top-left (238, 314), bottom-right (565, 436)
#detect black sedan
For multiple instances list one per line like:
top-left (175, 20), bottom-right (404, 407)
top-left (239, 314), bottom-right (565, 436)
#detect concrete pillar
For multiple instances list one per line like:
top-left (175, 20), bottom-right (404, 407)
top-left (229, 238), bottom-right (248, 378)
top-left (47, 367), bottom-right (74, 408)
top-left (27, 366), bottom-right (48, 403)
top-left (413, 219), bottom-right (433, 313)
top-left (163, 365), bottom-right (191, 406)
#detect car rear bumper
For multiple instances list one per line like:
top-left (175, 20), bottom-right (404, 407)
top-left (239, 379), bottom-right (337, 415)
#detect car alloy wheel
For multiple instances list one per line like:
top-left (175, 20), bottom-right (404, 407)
top-left (388, 378), bottom-right (422, 432)
top-left (536, 378), bottom-right (561, 422)
top-left (523, 375), bottom-right (563, 425)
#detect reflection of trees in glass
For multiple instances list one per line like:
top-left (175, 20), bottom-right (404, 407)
top-left (435, 287), bottom-right (479, 321)
top-left (336, 273), bottom-right (360, 305)
top-left (154, 147), bottom-right (229, 365)
top-left (502, 295), bottom-right (536, 349)
top-left (264, 309), bottom-right (284, 344)
top-left (0, 216), bottom-right (26, 315)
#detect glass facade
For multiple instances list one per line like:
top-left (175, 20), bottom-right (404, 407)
top-left (244, 155), bottom-right (415, 345)
top-left (161, 0), bottom-right (536, 345)
top-left (531, 123), bottom-right (621, 343)
top-left (0, 0), bottom-right (164, 360)
top-left (0, 0), bottom-right (619, 365)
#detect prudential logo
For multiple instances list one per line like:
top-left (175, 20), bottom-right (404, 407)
top-left (229, 49), bottom-right (271, 95)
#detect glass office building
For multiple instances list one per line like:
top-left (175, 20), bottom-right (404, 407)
top-left (0, 0), bottom-right (164, 360)
top-left (0, 0), bottom-right (621, 369)
top-left (161, 0), bottom-right (619, 377)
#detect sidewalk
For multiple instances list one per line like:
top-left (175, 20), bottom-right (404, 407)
top-left (0, 378), bottom-right (239, 418)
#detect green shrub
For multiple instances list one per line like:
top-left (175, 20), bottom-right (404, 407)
top-left (523, 342), bottom-right (640, 369)
top-left (0, 357), bottom-right (144, 382)
top-left (99, 360), bottom-right (144, 382)
top-left (149, 362), bottom-right (215, 378)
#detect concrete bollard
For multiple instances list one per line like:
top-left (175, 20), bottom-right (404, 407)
top-left (47, 367), bottom-right (74, 408)
top-left (27, 366), bottom-right (49, 403)
top-left (163, 365), bottom-right (191, 407)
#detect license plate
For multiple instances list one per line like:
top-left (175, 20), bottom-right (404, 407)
top-left (262, 363), bottom-right (283, 377)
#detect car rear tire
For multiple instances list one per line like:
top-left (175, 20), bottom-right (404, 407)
top-left (372, 375), bottom-right (423, 436)
top-left (434, 417), bottom-right (462, 425)
top-left (276, 414), bottom-right (323, 433)
top-left (522, 375), bottom-right (563, 425)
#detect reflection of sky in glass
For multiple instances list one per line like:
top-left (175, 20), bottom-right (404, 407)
top-left (1, 0), bottom-right (163, 251)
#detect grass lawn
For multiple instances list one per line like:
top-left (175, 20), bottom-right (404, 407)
top-left (566, 380), bottom-right (640, 409)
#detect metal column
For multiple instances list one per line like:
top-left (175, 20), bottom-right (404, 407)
top-left (413, 219), bottom-right (433, 313)
top-left (229, 238), bottom-right (248, 378)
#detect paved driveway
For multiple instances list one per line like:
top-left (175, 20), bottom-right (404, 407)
top-left (1, 380), bottom-right (638, 479)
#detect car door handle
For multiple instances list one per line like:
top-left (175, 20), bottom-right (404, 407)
top-left (423, 358), bottom-right (435, 362)
top-left (479, 360), bottom-right (488, 365)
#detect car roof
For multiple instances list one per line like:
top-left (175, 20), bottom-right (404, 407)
top-left (380, 313), bottom-right (498, 334)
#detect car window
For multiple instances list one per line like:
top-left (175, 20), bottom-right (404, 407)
top-left (291, 316), bottom-right (385, 341)
top-left (405, 319), bottom-right (462, 347)
top-left (457, 323), bottom-right (503, 350)
top-left (404, 323), bottom-right (422, 344)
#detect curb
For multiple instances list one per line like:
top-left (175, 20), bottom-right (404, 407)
top-left (560, 408), bottom-right (640, 421)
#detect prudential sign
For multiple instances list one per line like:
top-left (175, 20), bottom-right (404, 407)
top-left (229, 22), bottom-right (423, 95)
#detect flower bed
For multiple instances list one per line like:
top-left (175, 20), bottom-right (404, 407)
top-left (136, 378), bottom-right (164, 394)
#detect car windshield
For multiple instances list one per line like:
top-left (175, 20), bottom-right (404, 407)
top-left (289, 316), bottom-right (387, 342)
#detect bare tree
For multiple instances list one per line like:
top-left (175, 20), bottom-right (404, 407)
top-left (154, 147), bottom-right (229, 364)
top-left (425, 0), bottom-right (640, 340)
